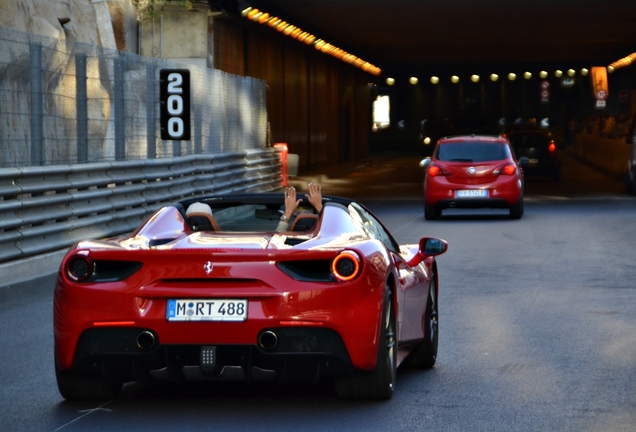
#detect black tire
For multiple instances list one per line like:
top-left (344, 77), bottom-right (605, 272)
top-left (623, 170), bottom-right (632, 193)
top-left (335, 288), bottom-right (397, 400)
top-left (509, 195), bottom-right (524, 219)
top-left (55, 362), bottom-right (122, 401)
top-left (424, 202), bottom-right (441, 220)
top-left (624, 169), bottom-right (636, 195)
top-left (410, 275), bottom-right (438, 368)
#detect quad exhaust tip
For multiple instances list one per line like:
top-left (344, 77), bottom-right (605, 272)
top-left (137, 331), bottom-right (156, 350)
top-left (258, 330), bottom-right (278, 350)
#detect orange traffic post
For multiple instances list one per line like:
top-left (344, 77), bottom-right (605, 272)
top-left (274, 143), bottom-right (289, 187)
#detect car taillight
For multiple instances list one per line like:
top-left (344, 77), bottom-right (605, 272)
top-left (548, 141), bottom-right (556, 153)
top-left (66, 254), bottom-right (94, 281)
top-left (64, 254), bottom-right (142, 282)
top-left (494, 164), bottom-right (516, 175)
top-left (331, 251), bottom-right (361, 282)
top-left (428, 164), bottom-right (450, 176)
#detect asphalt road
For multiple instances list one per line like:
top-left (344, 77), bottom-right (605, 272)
top-left (2, 151), bottom-right (636, 432)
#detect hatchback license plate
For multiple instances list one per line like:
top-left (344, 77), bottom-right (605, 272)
top-left (455, 189), bottom-right (489, 198)
top-left (167, 299), bottom-right (248, 321)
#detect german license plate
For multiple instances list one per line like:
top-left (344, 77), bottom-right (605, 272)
top-left (455, 189), bottom-right (489, 198)
top-left (167, 299), bottom-right (248, 321)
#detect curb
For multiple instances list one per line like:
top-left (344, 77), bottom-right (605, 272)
top-left (0, 249), bottom-right (66, 286)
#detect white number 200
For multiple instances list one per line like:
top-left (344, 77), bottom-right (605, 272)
top-left (166, 73), bottom-right (184, 138)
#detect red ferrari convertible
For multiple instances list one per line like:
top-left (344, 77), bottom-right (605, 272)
top-left (54, 193), bottom-right (447, 400)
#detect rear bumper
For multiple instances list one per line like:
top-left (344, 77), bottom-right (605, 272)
top-left (67, 326), bottom-right (353, 384)
top-left (54, 275), bottom-right (385, 373)
top-left (424, 175), bottom-right (522, 208)
top-left (431, 197), bottom-right (512, 210)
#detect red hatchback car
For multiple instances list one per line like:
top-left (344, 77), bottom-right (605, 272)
top-left (421, 135), bottom-right (528, 220)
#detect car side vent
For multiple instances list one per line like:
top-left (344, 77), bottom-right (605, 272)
top-left (277, 260), bottom-right (336, 282)
top-left (91, 261), bottom-right (143, 282)
top-left (149, 238), bottom-right (178, 247)
top-left (284, 237), bottom-right (310, 246)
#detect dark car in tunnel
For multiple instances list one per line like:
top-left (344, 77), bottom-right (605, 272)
top-left (504, 126), bottom-right (562, 181)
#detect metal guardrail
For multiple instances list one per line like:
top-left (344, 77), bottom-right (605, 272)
top-left (0, 149), bottom-right (282, 263)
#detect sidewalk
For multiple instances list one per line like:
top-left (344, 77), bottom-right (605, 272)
top-left (288, 154), bottom-right (394, 188)
top-left (289, 157), bottom-right (379, 188)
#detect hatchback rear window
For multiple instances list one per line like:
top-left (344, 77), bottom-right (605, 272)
top-left (436, 142), bottom-right (510, 162)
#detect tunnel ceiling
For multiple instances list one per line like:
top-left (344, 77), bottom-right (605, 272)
top-left (242, 0), bottom-right (636, 76)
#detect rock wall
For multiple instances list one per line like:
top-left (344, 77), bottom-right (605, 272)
top-left (0, 0), bottom-right (118, 47)
top-left (0, 0), bottom-right (142, 57)
top-left (0, 1), bottom-right (131, 165)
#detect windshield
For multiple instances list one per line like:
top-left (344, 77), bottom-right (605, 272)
top-left (508, 134), bottom-right (551, 149)
top-left (436, 142), bottom-right (510, 162)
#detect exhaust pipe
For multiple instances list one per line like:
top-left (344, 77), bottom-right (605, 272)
top-left (258, 331), bottom-right (278, 350)
top-left (137, 331), bottom-right (156, 350)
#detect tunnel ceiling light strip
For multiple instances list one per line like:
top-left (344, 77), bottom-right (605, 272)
top-left (384, 66), bottom-right (602, 85)
top-left (240, 6), bottom-right (381, 76)
top-left (609, 52), bottom-right (636, 70)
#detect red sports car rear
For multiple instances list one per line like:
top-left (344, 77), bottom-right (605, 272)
top-left (53, 193), bottom-right (448, 400)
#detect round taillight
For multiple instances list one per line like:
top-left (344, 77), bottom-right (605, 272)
top-left (66, 255), bottom-right (94, 281)
top-left (428, 165), bottom-right (440, 176)
top-left (331, 251), bottom-right (361, 282)
top-left (504, 164), bottom-right (516, 175)
top-left (548, 141), bottom-right (556, 152)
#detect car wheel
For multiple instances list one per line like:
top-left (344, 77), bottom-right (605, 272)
top-left (624, 169), bottom-right (636, 195)
top-left (509, 195), bottom-right (524, 219)
top-left (410, 274), bottom-right (438, 368)
top-left (55, 361), bottom-right (122, 401)
top-left (424, 202), bottom-right (441, 220)
top-left (335, 287), bottom-right (397, 400)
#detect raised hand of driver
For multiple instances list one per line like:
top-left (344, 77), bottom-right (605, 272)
top-left (306, 182), bottom-right (323, 212)
top-left (284, 186), bottom-right (301, 219)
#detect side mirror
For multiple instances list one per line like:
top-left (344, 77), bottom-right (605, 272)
top-left (406, 237), bottom-right (448, 266)
top-left (518, 156), bottom-right (529, 167)
top-left (420, 237), bottom-right (448, 256)
top-left (419, 157), bottom-right (432, 169)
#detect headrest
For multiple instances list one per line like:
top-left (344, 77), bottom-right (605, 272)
top-left (186, 202), bottom-right (212, 217)
top-left (290, 214), bottom-right (318, 232)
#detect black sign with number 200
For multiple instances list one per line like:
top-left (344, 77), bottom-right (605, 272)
top-left (160, 69), bottom-right (191, 140)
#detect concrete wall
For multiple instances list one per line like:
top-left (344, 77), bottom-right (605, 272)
top-left (139, 7), bottom-right (209, 67)
top-left (575, 133), bottom-right (631, 178)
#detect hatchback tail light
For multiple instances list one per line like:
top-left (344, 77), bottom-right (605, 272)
top-left (548, 141), bottom-right (556, 153)
top-left (427, 164), bottom-right (450, 176)
top-left (493, 164), bottom-right (516, 176)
